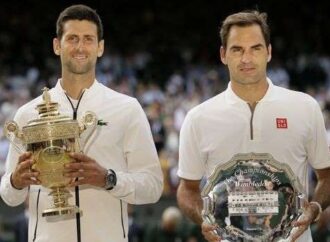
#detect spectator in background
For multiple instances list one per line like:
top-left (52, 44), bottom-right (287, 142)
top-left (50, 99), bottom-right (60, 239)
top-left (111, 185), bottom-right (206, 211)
top-left (0, 130), bottom-right (9, 176)
top-left (267, 58), bottom-right (290, 88)
top-left (147, 102), bottom-right (166, 152)
top-left (128, 205), bottom-right (144, 242)
top-left (144, 206), bottom-right (184, 242)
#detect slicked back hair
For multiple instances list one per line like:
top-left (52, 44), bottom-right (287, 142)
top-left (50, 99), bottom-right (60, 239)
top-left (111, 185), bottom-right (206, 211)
top-left (220, 10), bottom-right (270, 49)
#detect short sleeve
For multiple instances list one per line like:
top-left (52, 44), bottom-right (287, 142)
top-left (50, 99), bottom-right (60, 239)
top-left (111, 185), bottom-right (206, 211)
top-left (178, 111), bottom-right (206, 180)
top-left (306, 100), bottom-right (330, 169)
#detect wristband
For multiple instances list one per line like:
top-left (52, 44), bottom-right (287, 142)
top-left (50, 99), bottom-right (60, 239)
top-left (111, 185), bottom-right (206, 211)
top-left (310, 201), bottom-right (322, 222)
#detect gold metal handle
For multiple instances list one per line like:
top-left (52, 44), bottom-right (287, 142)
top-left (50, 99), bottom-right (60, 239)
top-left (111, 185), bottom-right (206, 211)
top-left (3, 121), bottom-right (25, 153)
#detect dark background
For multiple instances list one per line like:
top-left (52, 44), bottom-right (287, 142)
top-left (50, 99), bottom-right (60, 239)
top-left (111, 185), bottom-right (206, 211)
top-left (0, 0), bottom-right (329, 88)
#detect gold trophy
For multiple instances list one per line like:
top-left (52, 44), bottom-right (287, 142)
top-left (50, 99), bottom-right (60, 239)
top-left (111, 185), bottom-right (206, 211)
top-left (4, 87), bottom-right (97, 217)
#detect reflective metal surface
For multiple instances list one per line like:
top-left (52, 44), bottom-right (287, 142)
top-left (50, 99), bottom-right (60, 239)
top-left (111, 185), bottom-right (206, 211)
top-left (202, 153), bottom-right (305, 242)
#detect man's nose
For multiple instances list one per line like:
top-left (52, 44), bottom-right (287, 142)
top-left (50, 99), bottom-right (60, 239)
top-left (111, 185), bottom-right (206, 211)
top-left (76, 39), bottom-right (85, 50)
top-left (241, 50), bottom-right (253, 63)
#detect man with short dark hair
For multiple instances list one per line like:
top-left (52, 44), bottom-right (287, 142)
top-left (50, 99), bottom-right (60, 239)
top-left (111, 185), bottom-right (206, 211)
top-left (0, 4), bottom-right (163, 242)
top-left (177, 10), bottom-right (330, 242)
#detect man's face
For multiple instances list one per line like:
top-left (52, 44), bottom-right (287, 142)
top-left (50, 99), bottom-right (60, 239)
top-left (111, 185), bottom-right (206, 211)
top-left (53, 20), bottom-right (104, 75)
top-left (220, 24), bottom-right (271, 85)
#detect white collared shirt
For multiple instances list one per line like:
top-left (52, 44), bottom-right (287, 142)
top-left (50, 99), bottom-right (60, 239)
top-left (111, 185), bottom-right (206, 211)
top-left (178, 78), bottom-right (330, 242)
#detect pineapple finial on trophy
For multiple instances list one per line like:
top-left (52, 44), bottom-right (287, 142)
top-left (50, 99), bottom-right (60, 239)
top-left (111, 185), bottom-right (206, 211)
top-left (42, 87), bottom-right (51, 104)
top-left (36, 87), bottom-right (59, 117)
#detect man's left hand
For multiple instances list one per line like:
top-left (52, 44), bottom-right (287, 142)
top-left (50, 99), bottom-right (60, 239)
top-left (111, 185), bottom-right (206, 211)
top-left (290, 201), bottom-right (320, 241)
top-left (64, 153), bottom-right (107, 188)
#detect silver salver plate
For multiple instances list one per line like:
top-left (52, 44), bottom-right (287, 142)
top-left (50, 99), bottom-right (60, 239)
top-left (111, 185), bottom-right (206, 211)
top-left (201, 153), bottom-right (305, 242)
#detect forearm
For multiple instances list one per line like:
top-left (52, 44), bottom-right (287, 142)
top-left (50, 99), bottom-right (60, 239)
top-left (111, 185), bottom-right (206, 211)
top-left (177, 182), bottom-right (203, 224)
top-left (0, 172), bottom-right (28, 206)
top-left (312, 176), bottom-right (330, 211)
top-left (110, 170), bottom-right (163, 204)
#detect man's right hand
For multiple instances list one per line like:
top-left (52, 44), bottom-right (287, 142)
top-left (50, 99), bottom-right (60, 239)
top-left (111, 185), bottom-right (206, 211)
top-left (201, 221), bottom-right (222, 242)
top-left (11, 152), bottom-right (40, 189)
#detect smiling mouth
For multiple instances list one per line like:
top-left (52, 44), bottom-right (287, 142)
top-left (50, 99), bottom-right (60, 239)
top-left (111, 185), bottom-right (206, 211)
top-left (73, 55), bottom-right (88, 60)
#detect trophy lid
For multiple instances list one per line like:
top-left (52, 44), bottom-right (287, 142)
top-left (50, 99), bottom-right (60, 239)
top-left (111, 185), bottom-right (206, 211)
top-left (21, 87), bottom-right (80, 143)
top-left (27, 87), bottom-right (72, 126)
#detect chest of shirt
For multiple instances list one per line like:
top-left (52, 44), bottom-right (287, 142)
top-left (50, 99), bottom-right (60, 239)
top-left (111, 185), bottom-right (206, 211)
top-left (196, 101), bottom-right (311, 167)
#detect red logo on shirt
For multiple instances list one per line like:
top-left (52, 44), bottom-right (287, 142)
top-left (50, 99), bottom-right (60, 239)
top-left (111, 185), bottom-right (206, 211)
top-left (276, 118), bottom-right (288, 129)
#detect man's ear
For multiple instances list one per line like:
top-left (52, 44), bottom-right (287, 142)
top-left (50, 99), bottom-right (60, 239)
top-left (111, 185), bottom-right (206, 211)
top-left (267, 44), bottom-right (272, 63)
top-left (53, 38), bottom-right (60, 56)
top-left (220, 46), bottom-right (227, 65)
top-left (97, 40), bottom-right (105, 57)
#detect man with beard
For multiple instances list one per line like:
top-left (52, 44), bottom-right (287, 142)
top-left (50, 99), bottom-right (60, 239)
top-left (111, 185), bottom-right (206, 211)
top-left (0, 4), bottom-right (163, 242)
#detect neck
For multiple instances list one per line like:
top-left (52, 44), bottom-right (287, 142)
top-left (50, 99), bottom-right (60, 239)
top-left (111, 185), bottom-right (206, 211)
top-left (231, 78), bottom-right (269, 105)
top-left (61, 73), bottom-right (95, 99)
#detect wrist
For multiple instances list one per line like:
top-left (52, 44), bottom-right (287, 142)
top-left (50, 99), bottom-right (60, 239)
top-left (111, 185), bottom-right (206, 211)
top-left (10, 173), bottom-right (23, 190)
top-left (310, 201), bottom-right (322, 222)
top-left (104, 169), bottom-right (117, 190)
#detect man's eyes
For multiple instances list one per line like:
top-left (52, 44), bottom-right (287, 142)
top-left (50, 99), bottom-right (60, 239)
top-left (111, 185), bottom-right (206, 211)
top-left (232, 48), bottom-right (242, 53)
top-left (66, 36), bottom-right (95, 43)
top-left (84, 37), bottom-right (95, 42)
top-left (230, 47), bottom-right (262, 54)
top-left (67, 36), bottom-right (78, 42)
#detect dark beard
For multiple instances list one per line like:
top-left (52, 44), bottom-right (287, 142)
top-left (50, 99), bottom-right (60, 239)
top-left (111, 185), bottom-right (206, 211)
top-left (65, 60), bottom-right (94, 75)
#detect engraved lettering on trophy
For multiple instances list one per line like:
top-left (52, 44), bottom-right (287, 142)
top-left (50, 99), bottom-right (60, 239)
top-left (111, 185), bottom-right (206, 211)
top-left (228, 191), bottom-right (279, 216)
top-left (224, 176), bottom-right (235, 186)
top-left (235, 168), bottom-right (281, 186)
top-left (235, 180), bottom-right (265, 187)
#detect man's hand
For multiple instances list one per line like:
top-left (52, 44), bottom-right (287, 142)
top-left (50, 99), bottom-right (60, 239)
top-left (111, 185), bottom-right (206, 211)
top-left (11, 152), bottom-right (40, 189)
top-left (64, 153), bottom-right (107, 188)
top-left (176, 179), bottom-right (221, 241)
top-left (201, 221), bottom-right (221, 242)
top-left (290, 201), bottom-right (320, 241)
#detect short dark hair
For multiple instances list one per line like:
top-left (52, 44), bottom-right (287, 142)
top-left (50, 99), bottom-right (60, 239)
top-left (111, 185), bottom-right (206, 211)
top-left (220, 10), bottom-right (270, 49)
top-left (56, 4), bottom-right (103, 41)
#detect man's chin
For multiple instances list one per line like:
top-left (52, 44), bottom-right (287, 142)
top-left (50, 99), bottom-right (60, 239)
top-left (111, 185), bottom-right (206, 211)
top-left (236, 78), bottom-right (260, 85)
top-left (70, 70), bottom-right (90, 75)
top-left (68, 65), bottom-right (92, 75)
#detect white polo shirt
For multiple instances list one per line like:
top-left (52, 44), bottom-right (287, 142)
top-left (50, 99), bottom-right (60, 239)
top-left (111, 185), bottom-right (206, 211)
top-left (178, 79), bottom-right (330, 242)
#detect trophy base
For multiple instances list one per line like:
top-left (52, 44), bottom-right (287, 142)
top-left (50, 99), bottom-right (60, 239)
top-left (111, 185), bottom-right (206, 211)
top-left (42, 206), bottom-right (81, 217)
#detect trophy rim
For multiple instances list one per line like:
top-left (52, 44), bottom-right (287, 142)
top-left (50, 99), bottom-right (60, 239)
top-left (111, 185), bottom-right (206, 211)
top-left (201, 152), bottom-right (305, 197)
